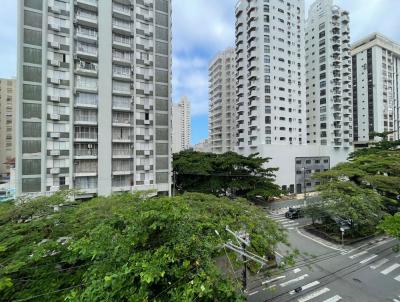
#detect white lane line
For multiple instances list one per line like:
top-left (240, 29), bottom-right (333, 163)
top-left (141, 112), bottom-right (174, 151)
top-left (297, 229), bottom-right (346, 252)
top-left (349, 251), bottom-right (368, 259)
top-left (288, 227), bottom-right (295, 230)
top-left (359, 254), bottom-right (378, 264)
top-left (290, 281), bottom-right (320, 295)
top-left (298, 288), bottom-right (330, 302)
top-left (394, 275), bottom-right (400, 282)
top-left (262, 275), bottom-right (286, 285)
top-left (323, 295), bottom-right (342, 302)
top-left (247, 290), bottom-right (258, 296)
top-left (263, 284), bottom-right (276, 291)
top-left (380, 263), bottom-right (400, 275)
top-left (282, 221), bottom-right (299, 226)
top-left (293, 268), bottom-right (302, 274)
top-left (279, 274), bottom-right (308, 287)
top-left (370, 258), bottom-right (389, 270)
top-left (393, 299), bottom-right (400, 302)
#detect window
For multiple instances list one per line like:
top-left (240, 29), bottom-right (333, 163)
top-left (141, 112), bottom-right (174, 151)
top-left (23, 66), bottom-right (42, 82)
top-left (23, 103), bottom-right (41, 119)
top-left (24, 10), bottom-right (42, 28)
top-left (24, 47), bottom-right (42, 64)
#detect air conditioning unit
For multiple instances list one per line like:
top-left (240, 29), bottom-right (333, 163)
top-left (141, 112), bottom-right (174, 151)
top-left (50, 23), bottom-right (61, 31)
top-left (50, 78), bottom-right (61, 85)
top-left (50, 60), bottom-right (60, 67)
top-left (144, 165), bottom-right (151, 171)
top-left (144, 135), bottom-right (151, 141)
top-left (50, 113), bottom-right (61, 121)
top-left (50, 42), bottom-right (60, 49)
top-left (50, 150), bottom-right (61, 156)
top-left (144, 120), bottom-right (150, 125)
top-left (50, 95), bottom-right (60, 102)
top-left (50, 185), bottom-right (60, 192)
top-left (50, 168), bottom-right (60, 175)
top-left (144, 150), bottom-right (151, 156)
top-left (50, 132), bottom-right (60, 139)
top-left (144, 103), bottom-right (150, 110)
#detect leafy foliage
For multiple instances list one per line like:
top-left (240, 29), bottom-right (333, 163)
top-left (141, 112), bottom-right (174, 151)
top-left (378, 213), bottom-right (400, 240)
top-left (0, 192), bottom-right (287, 301)
top-left (173, 151), bottom-right (282, 200)
top-left (311, 138), bottom-right (400, 237)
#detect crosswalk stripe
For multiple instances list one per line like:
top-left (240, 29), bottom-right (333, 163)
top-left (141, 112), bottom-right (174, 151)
top-left (393, 299), bottom-right (400, 302)
top-left (359, 254), bottom-right (378, 264)
top-left (380, 263), bottom-right (400, 275)
top-left (293, 268), bottom-right (302, 274)
top-left (298, 288), bottom-right (330, 302)
top-left (262, 275), bottom-right (285, 285)
top-left (280, 274), bottom-right (309, 287)
top-left (247, 290), bottom-right (258, 296)
top-left (370, 258), bottom-right (389, 270)
top-left (323, 295), bottom-right (342, 302)
top-left (289, 281), bottom-right (320, 295)
top-left (394, 274), bottom-right (400, 282)
top-left (349, 251), bottom-right (368, 259)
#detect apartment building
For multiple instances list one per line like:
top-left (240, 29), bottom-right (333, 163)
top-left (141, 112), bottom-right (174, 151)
top-left (171, 96), bottom-right (191, 153)
top-left (193, 139), bottom-right (210, 153)
top-left (208, 48), bottom-right (236, 153)
top-left (16, 0), bottom-right (171, 197)
top-left (234, 0), bottom-right (349, 193)
top-left (305, 0), bottom-right (352, 149)
top-left (0, 79), bottom-right (16, 183)
top-left (351, 33), bottom-right (400, 145)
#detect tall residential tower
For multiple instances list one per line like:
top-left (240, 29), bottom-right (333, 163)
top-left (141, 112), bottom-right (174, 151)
top-left (305, 0), bottom-right (352, 150)
top-left (208, 48), bottom-right (236, 153)
top-left (17, 0), bottom-right (172, 197)
top-left (351, 33), bottom-right (400, 145)
top-left (172, 96), bottom-right (191, 153)
top-left (0, 79), bottom-right (16, 183)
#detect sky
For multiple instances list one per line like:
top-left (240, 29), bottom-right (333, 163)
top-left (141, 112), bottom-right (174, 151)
top-left (1, 1), bottom-right (400, 145)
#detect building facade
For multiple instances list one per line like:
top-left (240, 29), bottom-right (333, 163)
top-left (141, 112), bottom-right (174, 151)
top-left (16, 0), bottom-right (172, 197)
top-left (208, 48), bottom-right (236, 153)
top-left (0, 79), bottom-right (16, 183)
top-left (171, 96), bottom-right (191, 153)
top-left (234, 0), bottom-right (350, 193)
top-left (305, 0), bottom-right (352, 149)
top-left (351, 33), bottom-right (400, 145)
top-left (192, 139), bottom-right (210, 153)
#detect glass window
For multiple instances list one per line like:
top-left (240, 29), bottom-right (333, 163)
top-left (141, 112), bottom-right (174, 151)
top-left (24, 10), bottom-right (42, 28)
top-left (156, 143), bottom-right (168, 155)
top-left (155, 0), bottom-right (168, 12)
top-left (156, 113), bottom-right (168, 126)
top-left (22, 178), bottom-right (41, 192)
top-left (23, 122), bottom-right (41, 137)
top-left (155, 84), bottom-right (168, 97)
top-left (156, 172), bottom-right (169, 184)
top-left (22, 140), bottom-right (41, 154)
top-left (24, 47), bottom-right (42, 64)
top-left (24, 29), bottom-right (42, 46)
top-left (23, 65), bottom-right (42, 82)
top-left (23, 103), bottom-right (41, 119)
top-left (23, 84), bottom-right (41, 100)
top-left (22, 159), bottom-right (41, 175)
top-left (156, 128), bottom-right (168, 140)
top-left (24, 0), bottom-right (42, 10)
top-left (155, 12), bottom-right (168, 27)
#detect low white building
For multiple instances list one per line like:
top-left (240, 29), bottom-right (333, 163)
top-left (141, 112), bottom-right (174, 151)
top-left (193, 139), bottom-right (210, 153)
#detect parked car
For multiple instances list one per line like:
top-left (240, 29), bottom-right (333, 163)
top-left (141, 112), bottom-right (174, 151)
top-left (285, 207), bottom-right (304, 219)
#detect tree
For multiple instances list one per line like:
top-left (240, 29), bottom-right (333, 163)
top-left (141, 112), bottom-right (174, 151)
top-left (173, 151), bottom-right (282, 200)
top-left (378, 213), bottom-right (400, 241)
top-left (0, 192), bottom-right (288, 301)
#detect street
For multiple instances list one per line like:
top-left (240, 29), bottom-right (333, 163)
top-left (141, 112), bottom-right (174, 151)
top-left (246, 208), bottom-right (400, 302)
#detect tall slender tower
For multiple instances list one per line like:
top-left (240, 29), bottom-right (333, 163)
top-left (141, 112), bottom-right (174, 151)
top-left (172, 96), bottom-right (191, 153)
top-left (305, 0), bottom-right (352, 150)
top-left (16, 0), bottom-right (172, 197)
top-left (208, 48), bottom-right (236, 153)
top-left (351, 33), bottom-right (400, 145)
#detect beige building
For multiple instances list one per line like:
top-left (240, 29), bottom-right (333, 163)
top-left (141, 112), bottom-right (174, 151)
top-left (172, 96), bottom-right (191, 153)
top-left (0, 78), bottom-right (16, 182)
top-left (208, 48), bottom-right (236, 153)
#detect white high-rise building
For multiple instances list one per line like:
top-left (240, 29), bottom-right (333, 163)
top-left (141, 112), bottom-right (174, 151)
top-left (208, 48), bottom-right (236, 153)
top-left (16, 0), bottom-right (172, 197)
top-left (234, 0), bottom-right (350, 193)
top-left (171, 96), bottom-right (191, 153)
top-left (305, 0), bottom-right (353, 150)
top-left (351, 33), bottom-right (400, 145)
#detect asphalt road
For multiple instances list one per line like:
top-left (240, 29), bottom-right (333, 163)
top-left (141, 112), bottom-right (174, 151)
top-left (246, 208), bottom-right (400, 302)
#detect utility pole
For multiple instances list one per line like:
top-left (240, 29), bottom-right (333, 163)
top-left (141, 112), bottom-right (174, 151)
top-left (241, 235), bottom-right (247, 291)
top-left (303, 167), bottom-right (307, 207)
top-left (172, 170), bottom-right (176, 196)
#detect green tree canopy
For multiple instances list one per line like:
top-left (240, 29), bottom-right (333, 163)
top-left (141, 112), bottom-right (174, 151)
top-left (0, 192), bottom-right (287, 301)
top-left (173, 151), bottom-right (282, 200)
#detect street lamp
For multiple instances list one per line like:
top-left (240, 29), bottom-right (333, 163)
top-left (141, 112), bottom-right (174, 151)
top-left (340, 226), bottom-right (350, 248)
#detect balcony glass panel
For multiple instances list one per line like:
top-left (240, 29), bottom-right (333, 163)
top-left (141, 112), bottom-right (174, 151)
top-left (113, 96), bottom-right (131, 109)
top-left (75, 92), bottom-right (98, 106)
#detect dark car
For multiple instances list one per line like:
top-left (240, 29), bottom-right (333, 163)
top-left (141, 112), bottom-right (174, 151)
top-left (285, 207), bottom-right (304, 219)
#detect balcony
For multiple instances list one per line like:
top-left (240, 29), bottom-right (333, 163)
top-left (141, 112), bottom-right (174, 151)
top-left (75, 0), bottom-right (98, 12)
top-left (113, 68), bottom-right (131, 81)
top-left (112, 35), bottom-right (132, 50)
top-left (112, 97), bottom-right (132, 111)
top-left (74, 161), bottom-right (98, 177)
top-left (49, 113), bottom-right (61, 121)
top-left (75, 27), bottom-right (98, 43)
top-left (247, 39), bottom-right (257, 50)
top-left (112, 52), bottom-right (132, 65)
top-left (76, 44), bottom-right (98, 59)
top-left (74, 132), bottom-right (98, 142)
top-left (112, 19), bottom-right (132, 35)
top-left (74, 147), bottom-right (98, 159)
top-left (112, 148), bottom-right (134, 159)
top-left (112, 3), bottom-right (131, 19)
top-left (75, 9), bottom-right (97, 26)
top-left (50, 168), bottom-right (60, 175)
top-left (75, 60), bottom-right (98, 76)
top-left (74, 114), bottom-right (98, 126)
top-left (112, 118), bottom-right (133, 128)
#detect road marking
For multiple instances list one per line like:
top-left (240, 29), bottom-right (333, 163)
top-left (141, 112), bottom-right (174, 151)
top-left (349, 251), bottom-right (368, 259)
top-left (289, 281), bottom-right (320, 295)
top-left (288, 227), bottom-right (295, 230)
top-left (323, 295), bottom-right (342, 302)
top-left (297, 229), bottom-right (346, 252)
top-left (393, 299), bottom-right (400, 302)
top-left (380, 263), bottom-right (400, 275)
top-left (298, 288), bottom-right (330, 302)
top-left (293, 268), bottom-right (302, 274)
top-left (263, 284), bottom-right (276, 291)
top-left (280, 274), bottom-right (309, 287)
top-left (247, 290), bottom-right (258, 296)
top-left (359, 254), bottom-right (378, 264)
top-left (262, 275), bottom-right (285, 285)
top-left (370, 258), bottom-right (389, 270)
top-left (394, 275), bottom-right (400, 282)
